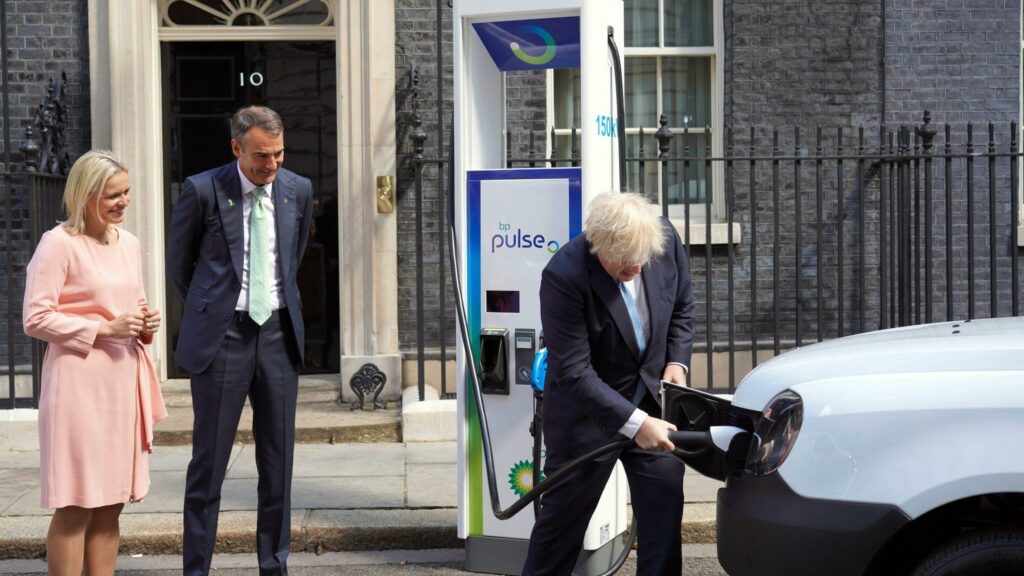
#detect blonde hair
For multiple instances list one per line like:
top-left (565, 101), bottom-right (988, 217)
top-left (62, 150), bottom-right (128, 234)
top-left (585, 192), bottom-right (666, 265)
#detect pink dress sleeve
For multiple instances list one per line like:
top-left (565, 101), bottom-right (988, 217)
top-left (23, 230), bottom-right (101, 355)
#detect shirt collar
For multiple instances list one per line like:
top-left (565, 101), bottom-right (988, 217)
top-left (236, 163), bottom-right (273, 198)
top-left (622, 275), bottom-right (642, 292)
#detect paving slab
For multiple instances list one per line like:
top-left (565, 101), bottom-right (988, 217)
top-left (145, 443), bottom-right (243, 472)
top-left (122, 471), bottom-right (188, 514)
top-left (406, 464), bottom-right (457, 508)
top-left (0, 480), bottom-right (39, 518)
top-left (291, 475), bottom-right (406, 510)
top-left (683, 466), bottom-right (722, 503)
top-left (0, 469), bottom-right (38, 516)
top-left (229, 442), bottom-right (406, 479)
top-left (0, 452), bottom-right (39, 469)
top-left (406, 441), bottom-right (457, 465)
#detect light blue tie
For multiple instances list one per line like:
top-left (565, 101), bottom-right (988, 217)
top-left (620, 280), bottom-right (648, 405)
top-left (619, 281), bottom-right (646, 354)
top-left (248, 187), bottom-right (271, 325)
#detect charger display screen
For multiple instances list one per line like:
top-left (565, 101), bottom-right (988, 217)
top-left (486, 290), bottom-right (520, 313)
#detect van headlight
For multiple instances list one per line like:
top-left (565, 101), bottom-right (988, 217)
top-left (746, 390), bottom-right (803, 476)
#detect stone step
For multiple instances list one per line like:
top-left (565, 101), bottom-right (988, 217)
top-left (156, 379), bottom-right (402, 445)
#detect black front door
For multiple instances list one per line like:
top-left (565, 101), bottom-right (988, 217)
top-left (162, 41), bottom-right (339, 376)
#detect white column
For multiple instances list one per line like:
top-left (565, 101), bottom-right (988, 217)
top-left (103, 0), bottom-right (168, 379)
top-left (336, 0), bottom-right (402, 400)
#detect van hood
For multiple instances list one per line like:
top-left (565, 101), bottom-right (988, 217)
top-left (731, 317), bottom-right (1024, 411)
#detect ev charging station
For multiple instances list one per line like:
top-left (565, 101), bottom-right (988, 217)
top-left (453, 1), bottom-right (627, 574)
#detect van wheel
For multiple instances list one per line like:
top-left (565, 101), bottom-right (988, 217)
top-left (910, 529), bottom-right (1024, 576)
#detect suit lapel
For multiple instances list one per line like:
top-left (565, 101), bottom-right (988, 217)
top-left (273, 171), bottom-right (296, 277)
top-left (642, 259), bottom-right (666, 355)
top-left (588, 251), bottom-right (642, 359)
top-left (214, 164), bottom-right (244, 283)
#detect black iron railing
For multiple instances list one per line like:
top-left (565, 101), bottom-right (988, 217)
top-left (2, 171), bottom-right (66, 409)
top-left (404, 110), bottom-right (1023, 397)
top-left (2, 70), bottom-right (71, 410)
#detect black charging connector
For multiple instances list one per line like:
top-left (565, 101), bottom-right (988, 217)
top-left (479, 328), bottom-right (509, 395)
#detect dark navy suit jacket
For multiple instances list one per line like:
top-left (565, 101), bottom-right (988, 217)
top-left (538, 218), bottom-right (694, 468)
top-left (167, 162), bottom-right (313, 374)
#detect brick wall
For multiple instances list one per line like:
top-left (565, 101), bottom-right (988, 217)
top-left (885, 0), bottom-right (1021, 319)
top-left (394, 1), bottom-right (546, 350)
top-left (394, 0), bottom-right (1022, 357)
top-left (719, 0), bottom-right (885, 350)
top-left (0, 0), bottom-right (91, 377)
top-left (885, 0), bottom-right (1019, 126)
top-left (728, 0), bottom-right (883, 128)
top-left (395, 0), bottom-right (452, 351)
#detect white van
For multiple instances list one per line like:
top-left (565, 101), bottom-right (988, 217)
top-left (666, 317), bottom-right (1024, 576)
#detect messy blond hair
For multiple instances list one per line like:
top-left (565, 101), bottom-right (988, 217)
top-left (62, 150), bottom-right (128, 234)
top-left (584, 192), bottom-right (665, 265)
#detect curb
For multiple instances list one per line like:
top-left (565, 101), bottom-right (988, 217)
top-left (0, 509), bottom-right (717, 561)
top-left (0, 509), bottom-right (460, 561)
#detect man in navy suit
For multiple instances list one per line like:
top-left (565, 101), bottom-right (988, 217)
top-left (167, 106), bottom-right (313, 576)
top-left (523, 192), bottom-right (694, 576)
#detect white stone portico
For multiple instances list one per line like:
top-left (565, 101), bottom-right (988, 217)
top-left (86, 0), bottom-right (402, 399)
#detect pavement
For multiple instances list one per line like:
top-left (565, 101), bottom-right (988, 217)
top-left (0, 379), bottom-right (724, 569)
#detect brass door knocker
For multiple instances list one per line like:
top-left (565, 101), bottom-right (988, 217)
top-left (376, 175), bottom-right (394, 213)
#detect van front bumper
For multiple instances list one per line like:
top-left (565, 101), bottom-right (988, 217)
top-left (716, 472), bottom-right (909, 576)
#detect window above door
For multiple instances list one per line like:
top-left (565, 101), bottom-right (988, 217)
top-left (548, 0), bottom-right (727, 225)
top-left (158, 0), bottom-right (336, 40)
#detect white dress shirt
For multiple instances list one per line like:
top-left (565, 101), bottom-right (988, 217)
top-left (235, 166), bottom-right (285, 312)
top-left (615, 274), bottom-right (689, 439)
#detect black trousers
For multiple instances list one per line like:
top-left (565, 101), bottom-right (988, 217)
top-left (523, 397), bottom-right (687, 576)
top-left (183, 309), bottom-right (299, 576)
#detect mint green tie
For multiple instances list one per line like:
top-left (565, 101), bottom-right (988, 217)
top-left (248, 187), bottom-right (271, 325)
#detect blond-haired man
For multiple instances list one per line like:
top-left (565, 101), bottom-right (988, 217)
top-left (523, 192), bottom-right (694, 576)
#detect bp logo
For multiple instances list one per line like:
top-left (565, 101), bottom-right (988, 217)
top-left (472, 17), bottom-right (579, 72)
top-left (510, 25), bottom-right (556, 66)
top-left (508, 459), bottom-right (544, 497)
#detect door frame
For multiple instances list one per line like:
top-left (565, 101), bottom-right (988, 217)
top-left (88, 0), bottom-right (402, 396)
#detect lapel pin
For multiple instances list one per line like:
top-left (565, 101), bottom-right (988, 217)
top-left (284, 198), bottom-right (289, 204)
top-left (227, 199), bottom-right (235, 207)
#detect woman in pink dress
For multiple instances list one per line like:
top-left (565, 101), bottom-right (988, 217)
top-left (23, 150), bottom-right (167, 575)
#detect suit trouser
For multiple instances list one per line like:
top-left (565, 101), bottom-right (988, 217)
top-left (522, 436), bottom-right (686, 575)
top-left (183, 309), bottom-right (299, 576)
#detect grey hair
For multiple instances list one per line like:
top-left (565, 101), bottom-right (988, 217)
top-left (231, 105), bottom-right (284, 144)
top-left (584, 192), bottom-right (666, 266)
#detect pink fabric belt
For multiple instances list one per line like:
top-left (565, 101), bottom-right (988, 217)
top-left (133, 340), bottom-right (167, 453)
